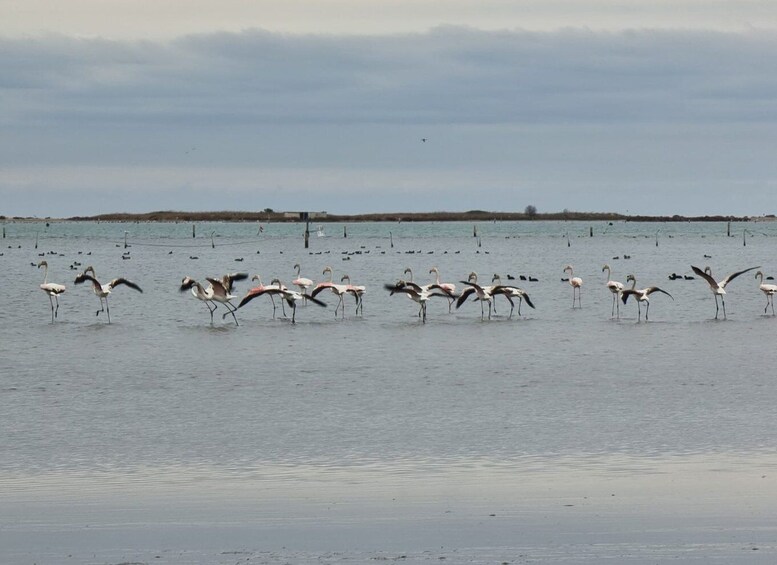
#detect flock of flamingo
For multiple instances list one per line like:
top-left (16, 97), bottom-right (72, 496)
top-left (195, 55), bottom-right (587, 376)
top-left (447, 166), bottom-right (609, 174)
top-left (36, 259), bottom-right (777, 324)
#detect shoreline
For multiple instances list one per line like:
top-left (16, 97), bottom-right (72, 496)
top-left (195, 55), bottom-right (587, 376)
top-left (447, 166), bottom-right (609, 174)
top-left (1, 210), bottom-right (768, 223)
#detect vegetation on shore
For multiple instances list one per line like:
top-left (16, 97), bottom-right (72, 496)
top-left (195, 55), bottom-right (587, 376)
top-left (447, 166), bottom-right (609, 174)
top-left (1, 210), bottom-right (762, 223)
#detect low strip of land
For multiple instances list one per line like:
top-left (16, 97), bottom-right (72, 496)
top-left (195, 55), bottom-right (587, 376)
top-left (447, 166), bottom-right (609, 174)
top-left (5, 210), bottom-right (762, 222)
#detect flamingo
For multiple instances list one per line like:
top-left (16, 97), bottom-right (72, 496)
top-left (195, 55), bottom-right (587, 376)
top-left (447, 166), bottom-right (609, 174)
top-left (691, 265), bottom-right (759, 320)
top-left (490, 274), bottom-right (535, 318)
top-left (238, 279), bottom-right (326, 323)
top-left (74, 266), bottom-right (142, 323)
top-left (202, 275), bottom-right (248, 326)
top-left (755, 271), bottom-right (777, 315)
top-left (621, 274), bottom-right (673, 321)
top-left (241, 275), bottom-right (287, 319)
top-left (385, 280), bottom-right (456, 322)
top-left (602, 264), bottom-right (624, 318)
top-left (311, 266), bottom-right (351, 318)
top-left (292, 264), bottom-right (314, 296)
top-left (563, 265), bottom-right (583, 308)
top-left (340, 274), bottom-right (366, 316)
top-left (180, 276), bottom-right (218, 323)
top-left (429, 267), bottom-right (456, 312)
top-left (38, 260), bottom-right (66, 322)
top-left (456, 272), bottom-right (495, 320)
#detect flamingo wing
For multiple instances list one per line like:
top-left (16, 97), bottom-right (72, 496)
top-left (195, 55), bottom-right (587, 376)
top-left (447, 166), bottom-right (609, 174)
top-left (645, 287), bottom-right (673, 299)
top-left (109, 278), bottom-right (143, 293)
top-left (691, 265), bottom-right (718, 289)
top-left (455, 287), bottom-right (477, 308)
top-left (74, 273), bottom-right (99, 286)
top-left (720, 266), bottom-right (760, 288)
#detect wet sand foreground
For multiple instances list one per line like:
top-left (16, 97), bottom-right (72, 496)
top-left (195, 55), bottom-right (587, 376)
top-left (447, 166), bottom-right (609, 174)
top-left (3, 454), bottom-right (777, 564)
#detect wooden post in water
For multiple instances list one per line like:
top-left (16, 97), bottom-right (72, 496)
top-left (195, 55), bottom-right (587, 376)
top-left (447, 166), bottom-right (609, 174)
top-left (743, 229), bottom-right (747, 247)
top-left (473, 225), bottom-right (477, 237)
top-left (2, 226), bottom-right (5, 238)
top-left (590, 226), bottom-right (593, 237)
top-left (390, 231), bottom-right (394, 248)
top-left (727, 222), bottom-right (731, 237)
top-left (211, 231), bottom-right (215, 249)
top-left (35, 231), bottom-right (38, 249)
top-left (124, 231), bottom-right (128, 248)
top-left (192, 224), bottom-right (196, 238)
top-left (343, 225), bottom-right (347, 238)
top-left (304, 220), bottom-right (310, 249)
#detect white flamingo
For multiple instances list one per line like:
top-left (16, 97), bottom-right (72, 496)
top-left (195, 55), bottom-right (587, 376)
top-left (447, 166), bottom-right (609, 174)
top-left (340, 274), bottom-right (366, 316)
top-left (621, 274), bottom-right (673, 321)
top-left (238, 278), bottom-right (326, 323)
top-left (563, 265), bottom-right (583, 308)
top-left (241, 275), bottom-right (286, 319)
top-left (311, 266), bottom-right (351, 318)
top-left (385, 280), bottom-right (456, 322)
top-left (429, 267), bottom-right (456, 312)
top-left (755, 271), bottom-right (777, 315)
top-left (691, 265), bottom-right (759, 320)
top-left (74, 266), bottom-right (142, 323)
top-left (602, 264), bottom-right (624, 318)
top-left (38, 260), bottom-right (66, 322)
top-left (292, 264), bottom-right (314, 296)
top-left (490, 274), bottom-right (535, 318)
top-left (456, 272), bottom-right (495, 320)
top-left (180, 276), bottom-right (218, 323)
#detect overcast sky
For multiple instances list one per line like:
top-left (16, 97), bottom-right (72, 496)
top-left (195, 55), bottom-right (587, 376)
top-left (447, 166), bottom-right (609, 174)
top-left (2, 1), bottom-right (777, 217)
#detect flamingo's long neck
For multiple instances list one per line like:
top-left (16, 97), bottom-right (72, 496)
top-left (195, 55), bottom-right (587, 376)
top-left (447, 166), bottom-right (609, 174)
top-left (41, 264), bottom-right (48, 284)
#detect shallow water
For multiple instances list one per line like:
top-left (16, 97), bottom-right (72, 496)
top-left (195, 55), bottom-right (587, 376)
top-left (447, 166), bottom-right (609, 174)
top-left (2, 219), bottom-right (777, 563)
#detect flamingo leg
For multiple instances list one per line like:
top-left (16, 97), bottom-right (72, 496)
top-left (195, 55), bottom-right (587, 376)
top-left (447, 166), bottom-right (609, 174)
top-left (721, 297), bottom-right (727, 320)
top-left (54, 295), bottom-right (60, 319)
top-left (48, 295), bottom-right (55, 323)
top-left (105, 297), bottom-right (111, 324)
top-left (771, 295), bottom-right (775, 316)
top-left (645, 301), bottom-right (650, 321)
top-left (269, 295), bottom-right (278, 319)
top-left (206, 301), bottom-right (217, 324)
top-left (220, 301), bottom-right (239, 325)
top-left (291, 304), bottom-right (296, 324)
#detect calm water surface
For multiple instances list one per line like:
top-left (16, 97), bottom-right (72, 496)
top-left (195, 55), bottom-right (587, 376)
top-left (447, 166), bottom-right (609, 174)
top-left (2, 220), bottom-right (777, 562)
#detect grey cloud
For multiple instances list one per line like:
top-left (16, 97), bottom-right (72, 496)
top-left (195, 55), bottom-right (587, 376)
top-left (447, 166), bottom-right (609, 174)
top-left (3, 27), bottom-right (777, 130)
